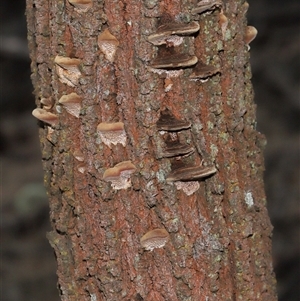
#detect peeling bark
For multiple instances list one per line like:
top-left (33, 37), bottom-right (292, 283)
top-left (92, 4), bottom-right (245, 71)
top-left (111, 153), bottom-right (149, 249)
top-left (26, 0), bottom-right (277, 300)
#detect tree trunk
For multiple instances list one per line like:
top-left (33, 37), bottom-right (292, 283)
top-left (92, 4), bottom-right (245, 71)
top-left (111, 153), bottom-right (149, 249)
top-left (26, 0), bottom-right (277, 300)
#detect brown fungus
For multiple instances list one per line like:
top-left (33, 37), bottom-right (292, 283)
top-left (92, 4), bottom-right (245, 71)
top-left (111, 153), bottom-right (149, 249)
top-left (147, 21), bottom-right (200, 46)
top-left (192, 0), bottom-right (223, 14)
top-left (98, 29), bottom-right (119, 63)
top-left (103, 161), bottom-right (136, 190)
top-left (58, 93), bottom-right (82, 118)
top-left (150, 52), bottom-right (198, 69)
top-left (189, 61), bottom-right (220, 81)
top-left (32, 108), bottom-right (59, 127)
top-left (97, 122), bottom-right (127, 148)
top-left (140, 228), bottom-right (170, 251)
top-left (167, 165), bottom-right (217, 182)
top-left (54, 55), bottom-right (82, 87)
top-left (68, 0), bottom-right (93, 12)
top-left (157, 109), bottom-right (191, 131)
top-left (245, 26), bottom-right (258, 49)
top-left (162, 142), bottom-right (195, 158)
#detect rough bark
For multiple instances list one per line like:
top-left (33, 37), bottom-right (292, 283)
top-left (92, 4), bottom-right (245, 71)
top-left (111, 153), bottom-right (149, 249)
top-left (26, 0), bottom-right (277, 300)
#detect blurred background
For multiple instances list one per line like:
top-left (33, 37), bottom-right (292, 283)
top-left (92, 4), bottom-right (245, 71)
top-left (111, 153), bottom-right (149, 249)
top-left (0, 0), bottom-right (299, 300)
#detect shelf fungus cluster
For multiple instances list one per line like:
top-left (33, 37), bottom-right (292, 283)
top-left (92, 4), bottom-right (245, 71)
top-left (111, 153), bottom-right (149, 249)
top-left (147, 15), bottom-right (224, 91)
top-left (140, 228), bottom-right (170, 251)
top-left (103, 161), bottom-right (136, 190)
top-left (147, 20), bottom-right (200, 91)
top-left (156, 109), bottom-right (217, 195)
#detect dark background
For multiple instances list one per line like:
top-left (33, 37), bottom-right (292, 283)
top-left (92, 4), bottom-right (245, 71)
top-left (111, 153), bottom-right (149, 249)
top-left (1, 1), bottom-right (299, 300)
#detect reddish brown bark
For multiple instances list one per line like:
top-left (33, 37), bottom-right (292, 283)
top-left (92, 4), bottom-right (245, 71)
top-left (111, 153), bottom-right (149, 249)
top-left (26, 0), bottom-right (277, 300)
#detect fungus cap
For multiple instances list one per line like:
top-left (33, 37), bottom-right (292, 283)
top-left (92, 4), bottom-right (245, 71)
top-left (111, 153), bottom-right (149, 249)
top-left (98, 29), bottom-right (119, 62)
top-left (167, 165), bottom-right (217, 182)
top-left (32, 108), bottom-right (58, 126)
top-left (140, 228), bottom-right (170, 251)
top-left (192, 0), bottom-right (223, 14)
top-left (148, 21), bottom-right (200, 45)
top-left (58, 93), bottom-right (82, 118)
top-left (54, 56), bottom-right (82, 87)
top-left (157, 109), bottom-right (191, 131)
top-left (97, 122), bottom-right (127, 148)
top-left (68, 0), bottom-right (93, 12)
top-left (103, 161), bottom-right (136, 190)
top-left (189, 62), bottom-right (220, 80)
top-left (150, 53), bottom-right (198, 69)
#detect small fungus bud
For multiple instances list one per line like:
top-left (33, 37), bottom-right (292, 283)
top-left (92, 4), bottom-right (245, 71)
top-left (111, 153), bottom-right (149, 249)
top-left (58, 93), bottom-right (82, 118)
top-left (189, 62), bottom-right (220, 81)
top-left (245, 26), bottom-right (257, 49)
top-left (32, 108), bottom-right (59, 127)
top-left (68, 0), bottom-right (93, 13)
top-left (98, 29), bottom-right (119, 63)
top-left (167, 165), bottom-right (217, 182)
top-left (148, 21), bottom-right (200, 46)
top-left (54, 55), bottom-right (82, 87)
top-left (150, 52), bottom-right (198, 69)
top-left (97, 122), bottom-right (127, 148)
top-left (157, 109), bottom-right (191, 131)
top-left (103, 161), bottom-right (136, 190)
top-left (174, 181), bottom-right (200, 195)
top-left (192, 0), bottom-right (223, 14)
top-left (140, 228), bottom-right (170, 251)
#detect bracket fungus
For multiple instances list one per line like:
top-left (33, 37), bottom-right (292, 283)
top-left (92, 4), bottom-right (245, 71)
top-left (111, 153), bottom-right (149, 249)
top-left (157, 109), bottom-right (191, 131)
top-left (192, 0), bottom-right (223, 15)
top-left (97, 122), bottom-right (127, 148)
top-left (162, 142), bottom-right (195, 158)
top-left (148, 21), bottom-right (200, 46)
top-left (103, 161), bottom-right (136, 190)
top-left (140, 228), bottom-right (170, 251)
top-left (174, 181), bottom-right (200, 196)
top-left (58, 93), bottom-right (82, 118)
top-left (167, 165), bottom-right (217, 182)
top-left (54, 55), bottom-right (82, 87)
top-left (68, 0), bottom-right (93, 13)
top-left (98, 29), bottom-right (119, 63)
top-left (189, 62), bottom-right (220, 81)
top-left (245, 26), bottom-right (258, 50)
top-left (150, 52), bottom-right (198, 69)
top-left (32, 108), bottom-right (59, 127)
